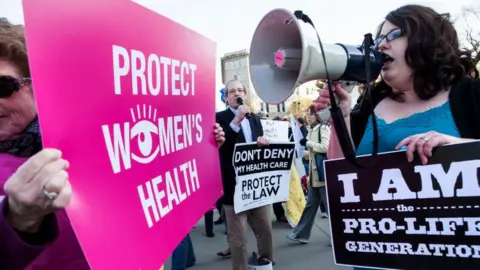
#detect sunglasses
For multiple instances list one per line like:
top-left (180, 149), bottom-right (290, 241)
top-left (374, 28), bottom-right (404, 49)
top-left (0, 76), bottom-right (31, 98)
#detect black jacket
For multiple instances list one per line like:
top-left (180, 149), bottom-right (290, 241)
top-left (351, 77), bottom-right (480, 147)
top-left (216, 109), bottom-right (264, 205)
top-left (288, 125), bottom-right (308, 144)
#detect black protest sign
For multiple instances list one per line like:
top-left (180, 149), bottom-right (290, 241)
top-left (233, 143), bottom-right (295, 175)
top-left (324, 141), bottom-right (480, 270)
top-left (233, 142), bottom-right (295, 213)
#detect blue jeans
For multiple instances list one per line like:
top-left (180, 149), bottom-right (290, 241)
top-left (171, 234), bottom-right (196, 270)
top-left (293, 186), bottom-right (327, 239)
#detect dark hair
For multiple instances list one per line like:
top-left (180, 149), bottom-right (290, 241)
top-left (307, 105), bottom-right (316, 115)
top-left (376, 5), bottom-right (475, 100)
top-left (0, 18), bottom-right (29, 77)
top-left (307, 105), bottom-right (321, 122)
top-left (297, 117), bottom-right (305, 125)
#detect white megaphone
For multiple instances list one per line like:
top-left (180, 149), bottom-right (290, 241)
top-left (249, 9), bottom-right (382, 121)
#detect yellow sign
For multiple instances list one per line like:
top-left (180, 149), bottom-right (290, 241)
top-left (285, 164), bottom-right (306, 227)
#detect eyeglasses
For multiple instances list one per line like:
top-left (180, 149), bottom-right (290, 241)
top-left (374, 28), bottom-right (404, 49)
top-left (227, 88), bottom-right (245, 95)
top-left (0, 76), bottom-right (31, 98)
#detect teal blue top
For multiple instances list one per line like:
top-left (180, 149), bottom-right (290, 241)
top-left (356, 102), bottom-right (460, 156)
top-left (352, 102), bottom-right (460, 270)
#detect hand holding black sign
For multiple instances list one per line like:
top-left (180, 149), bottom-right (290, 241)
top-left (324, 141), bottom-right (480, 270)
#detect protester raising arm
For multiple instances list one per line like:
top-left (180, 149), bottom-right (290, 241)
top-left (221, 104), bottom-right (250, 143)
top-left (315, 84), bottom-right (352, 159)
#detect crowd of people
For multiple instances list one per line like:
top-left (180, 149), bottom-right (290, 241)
top-left (0, 3), bottom-right (479, 270)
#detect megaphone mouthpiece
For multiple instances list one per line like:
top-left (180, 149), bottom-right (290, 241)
top-left (274, 48), bottom-right (302, 70)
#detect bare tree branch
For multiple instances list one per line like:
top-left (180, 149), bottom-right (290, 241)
top-left (465, 28), bottom-right (480, 51)
top-left (461, 6), bottom-right (480, 64)
top-left (462, 7), bottom-right (480, 21)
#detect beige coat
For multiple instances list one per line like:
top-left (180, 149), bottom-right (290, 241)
top-left (302, 124), bottom-right (331, 187)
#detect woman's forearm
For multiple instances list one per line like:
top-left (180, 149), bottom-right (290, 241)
top-left (327, 126), bottom-right (344, 159)
top-left (6, 197), bottom-right (45, 233)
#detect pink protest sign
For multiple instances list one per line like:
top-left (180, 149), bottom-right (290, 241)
top-left (22, 0), bottom-right (221, 269)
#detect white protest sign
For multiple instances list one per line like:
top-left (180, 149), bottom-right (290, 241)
top-left (288, 115), bottom-right (306, 176)
top-left (289, 114), bottom-right (299, 143)
top-left (289, 114), bottom-right (305, 158)
top-left (294, 157), bottom-right (306, 177)
top-left (260, 119), bottom-right (289, 142)
top-left (232, 142), bottom-right (296, 213)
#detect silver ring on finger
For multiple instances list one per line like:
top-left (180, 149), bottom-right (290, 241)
top-left (43, 189), bottom-right (59, 200)
top-left (420, 136), bottom-right (429, 142)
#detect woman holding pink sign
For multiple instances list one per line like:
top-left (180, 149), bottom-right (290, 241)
top-left (0, 18), bottom-right (227, 270)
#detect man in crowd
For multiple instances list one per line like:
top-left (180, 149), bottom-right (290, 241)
top-left (216, 79), bottom-right (274, 269)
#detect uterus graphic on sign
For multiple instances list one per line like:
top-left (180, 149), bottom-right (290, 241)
top-left (129, 104), bottom-right (161, 164)
top-left (101, 104), bottom-right (203, 174)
